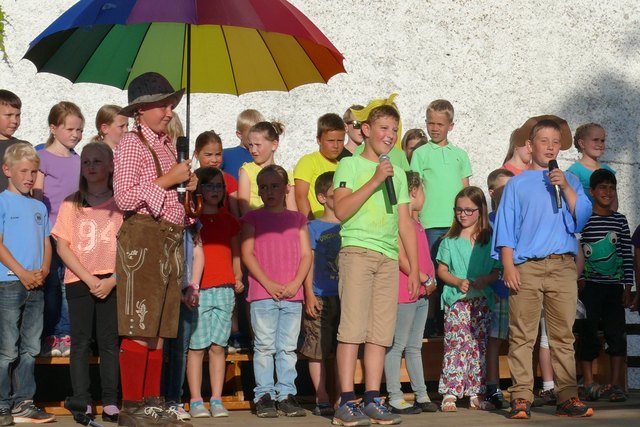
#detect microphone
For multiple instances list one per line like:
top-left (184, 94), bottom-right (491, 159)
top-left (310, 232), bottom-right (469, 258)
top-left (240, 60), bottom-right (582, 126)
top-left (548, 159), bottom-right (562, 209)
top-left (64, 397), bottom-right (104, 427)
top-left (379, 154), bottom-right (397, 205)
top-left (176, 136), bottom-right (190, 203)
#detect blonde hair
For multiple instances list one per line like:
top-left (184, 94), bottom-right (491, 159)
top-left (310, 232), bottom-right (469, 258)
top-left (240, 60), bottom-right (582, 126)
top-left (46, 101), bottom-right (85, 147)
top-left (343, 104), bottom-right (364, 122)
top-left (73, 142), bottom-right (113, 210)
top-left (166, 112), bottom-right (184, 142)
top-left (573, 123), bottom-right (604, 152)
top-left (236, 109), bottom-right (265, 133)
top-left (3, 142), bottom-right (39, 167)
top-left (444, 186), bottom-right (491, 245)
top-left (92, 105), bottom-right (122, 142)
top-left (426, 99), bottom-right (454, 122)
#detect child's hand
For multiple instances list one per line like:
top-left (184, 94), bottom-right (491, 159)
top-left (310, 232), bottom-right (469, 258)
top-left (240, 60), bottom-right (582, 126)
top-left (305, 293), bottom-right (321, 319)
top-left (372, 158), bottom-right (394, 186)
top-left (631, 292), bottom-right (640, 312)
top-left (185, 172), bottom-right (198, 193)
top-left (280, 281), bottom-right (301, 299)
top-left (181, 286), bottom-right (199, 309)
top-left (623, 286), bottom-right (634, 308)
top-left (425, 282), bottom-right (437, 297)
top-left (407, 271), bottom-right (420, 300)
top-left (167, 160), bottom-right (193, 187)
top-left (234, 279), bottom-right (245, 294)
top-left (549, 168), bottom-right (569, 190)
top-left (18, 269), bottom-right (43, 290)
top-left (91, 277), bottom-right (116, 299)
top-left (264, 281), bottom-right (282, 301)
top-left (458, 279), bottom-right (470, 293)
top-left (577, 279), bottom-right (586, 294)
top-left (471, 276), bottom-right (489, 290)
top-left (502, 264), bottom-right (521, 292)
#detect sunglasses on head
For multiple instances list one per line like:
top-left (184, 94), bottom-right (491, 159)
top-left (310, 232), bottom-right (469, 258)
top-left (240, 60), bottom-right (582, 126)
top-left (347, 120), bottom-right (362, 129)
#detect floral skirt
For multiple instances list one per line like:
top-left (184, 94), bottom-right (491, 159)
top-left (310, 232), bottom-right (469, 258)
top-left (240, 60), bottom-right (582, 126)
top-left (438, 297), bottom-right (489, 397)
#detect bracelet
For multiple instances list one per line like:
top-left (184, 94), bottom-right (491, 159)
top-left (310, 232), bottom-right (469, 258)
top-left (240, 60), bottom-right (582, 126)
top-left (111, 273), bottom-right (117, 279)
top-left (189, 282), bottom-right (200, 290)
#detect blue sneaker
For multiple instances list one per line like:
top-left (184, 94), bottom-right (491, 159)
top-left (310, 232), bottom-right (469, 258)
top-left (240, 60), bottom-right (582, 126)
top-left (362, 398), bottom-right (401, 425)
top-left (332, 401), bottom-right (370, 426)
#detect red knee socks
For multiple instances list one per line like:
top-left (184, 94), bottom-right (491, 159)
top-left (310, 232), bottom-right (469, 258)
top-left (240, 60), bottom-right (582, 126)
top-left (143, 347), bottom-right (163, 397)
top-left (119, 339), bottom-right (148, 401)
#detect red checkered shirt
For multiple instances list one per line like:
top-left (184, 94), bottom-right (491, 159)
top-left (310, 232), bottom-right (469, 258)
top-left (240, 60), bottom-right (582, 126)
top-left (114, 125), bottom-right (192, 226)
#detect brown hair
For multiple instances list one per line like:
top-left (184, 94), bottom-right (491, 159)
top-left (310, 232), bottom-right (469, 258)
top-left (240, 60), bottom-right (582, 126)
top-left (72, 142), bottom-right (113, 210)
top-left (46, 101), bottom-right (85, 147)
top-left (528, 119), bottom-right (561, 142)
top-left (257, 164), bottom-right (288, 187)
top-left (426, 99), bottom-right (454, 122)
top-left (0, 89), bottom-right (21, 109)
top-left (573, 123), bottom-right (604, 152)
top-left (250, 121), bottom-right (285, 142)
top-left (366, 105), bottom-right (400, 125)
top-left (195, 130), bottom-right (222, 153)
top-left (444, 186), bottom-right (491, 245)
top-left (92, 104), bottom-right (122, 142)
top-left (314, 171), bottom-right (334, 198)
top-left (401, 128), bottom-right (428, 151)
top-left (405, 171), bottom-right (422, 192)
top-left (316, 113), bottom-right (345, 139)
top-left (487, 168), bottom-right (514, 210)
top-left (195, 166), bottom-right (226, 208)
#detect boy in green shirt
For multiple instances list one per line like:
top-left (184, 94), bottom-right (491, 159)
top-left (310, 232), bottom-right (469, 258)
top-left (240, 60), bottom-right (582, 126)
top-left (332, 104), bottom-right (420, 426)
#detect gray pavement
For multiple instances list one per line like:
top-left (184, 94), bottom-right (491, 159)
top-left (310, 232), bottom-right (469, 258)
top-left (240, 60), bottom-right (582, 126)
top-left (48, 395), bottom-right (639, 427)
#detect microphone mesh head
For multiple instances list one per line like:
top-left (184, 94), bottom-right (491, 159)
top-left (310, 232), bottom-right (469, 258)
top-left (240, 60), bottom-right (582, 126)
top-left (548, 159), bottom-right (559, 170)
top-left (379, 154), bottom-right (390, 162)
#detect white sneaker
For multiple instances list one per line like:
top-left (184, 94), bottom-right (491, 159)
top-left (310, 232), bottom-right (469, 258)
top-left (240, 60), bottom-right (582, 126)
top-left (210, 402), bottom-right (229, 418)
top-left (188, 401), bottom-right (210, 418)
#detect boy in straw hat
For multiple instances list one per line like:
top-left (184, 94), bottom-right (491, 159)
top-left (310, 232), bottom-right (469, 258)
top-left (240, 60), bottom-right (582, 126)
top-left (492, 115), bottom-right (593, 419)
top-left (113, 72), bottom-right (197, 426)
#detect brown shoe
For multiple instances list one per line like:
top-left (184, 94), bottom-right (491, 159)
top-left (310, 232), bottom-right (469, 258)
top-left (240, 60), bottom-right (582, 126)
top-left (142, 397), bottom-right (193, 427)
top-left (118, 400), bottom-right (161, 427)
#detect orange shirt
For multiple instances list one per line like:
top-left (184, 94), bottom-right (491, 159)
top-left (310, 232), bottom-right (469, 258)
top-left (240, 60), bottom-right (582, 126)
top-left (200, 212), bottom-right (240, 289)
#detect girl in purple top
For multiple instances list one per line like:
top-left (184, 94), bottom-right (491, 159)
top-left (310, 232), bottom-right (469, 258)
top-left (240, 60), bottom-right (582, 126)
top-left (33, 101), bottom-right (83, 358)
top-left (241, 165), bottom-right (311, 417)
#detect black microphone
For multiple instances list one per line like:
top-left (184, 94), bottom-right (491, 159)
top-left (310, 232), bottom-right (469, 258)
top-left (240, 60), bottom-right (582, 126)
top-left (176, 136), bottom-right (190, 203)
top-left (64, 397), bottom-right (103, 427)
top-left (379, 154), bottom-right (397, 205)
top-left (548, 159), bottom-right (562, 209)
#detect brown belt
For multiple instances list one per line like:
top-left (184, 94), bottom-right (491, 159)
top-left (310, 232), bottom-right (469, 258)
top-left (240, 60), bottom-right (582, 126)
top-left (532, 253), bottom-right (574, 261)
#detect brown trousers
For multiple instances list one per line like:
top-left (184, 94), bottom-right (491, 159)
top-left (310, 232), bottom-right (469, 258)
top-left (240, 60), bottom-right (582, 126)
top-left (116, 214), bottom-right (184, 339)
top-left (507, 255), bottom-right (578, 403)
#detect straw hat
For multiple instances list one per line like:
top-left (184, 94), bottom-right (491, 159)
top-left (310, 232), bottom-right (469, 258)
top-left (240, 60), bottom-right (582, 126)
top-left (120, 72), bottom-right (184, 117)
top-left (512, 115), bottom-right (572, 150)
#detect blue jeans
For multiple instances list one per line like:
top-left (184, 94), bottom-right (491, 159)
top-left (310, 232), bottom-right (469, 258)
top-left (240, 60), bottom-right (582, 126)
top-left (161, 303), bottom-right (193, 403)
top-left (0, 281), bottom-right (44, 409)
top-left (250, 299), bottom-right (302, 402)
top-left (384, 298), bottom-right (429, 403)
top-left (43, 239), bottom-right (70, 337)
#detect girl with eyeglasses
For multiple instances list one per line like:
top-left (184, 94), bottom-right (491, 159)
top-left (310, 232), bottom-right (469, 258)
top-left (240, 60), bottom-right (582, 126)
top-left (435, 186), bottom-right (500, 412)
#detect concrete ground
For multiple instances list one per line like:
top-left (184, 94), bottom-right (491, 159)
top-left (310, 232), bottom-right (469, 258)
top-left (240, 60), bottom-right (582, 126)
top-left (48, 394), bottom-right (640, 427)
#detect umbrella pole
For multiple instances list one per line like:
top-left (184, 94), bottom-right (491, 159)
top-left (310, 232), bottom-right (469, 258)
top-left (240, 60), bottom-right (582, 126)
top-left (186, 24), bottom-right (191, 141)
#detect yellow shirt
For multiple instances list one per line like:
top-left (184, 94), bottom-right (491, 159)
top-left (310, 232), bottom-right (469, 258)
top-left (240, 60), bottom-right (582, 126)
top-left (293, 151), bottom-right (338, 218)
top-left (241, 162), bottom-right (294, 211)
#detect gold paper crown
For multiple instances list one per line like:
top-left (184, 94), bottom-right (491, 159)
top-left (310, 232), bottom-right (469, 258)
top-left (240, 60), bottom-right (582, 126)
top-left (351, 93), bottom-right (402, 147)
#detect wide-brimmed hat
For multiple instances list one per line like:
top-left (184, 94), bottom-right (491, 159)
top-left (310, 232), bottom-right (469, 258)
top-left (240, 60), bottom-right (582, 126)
top-left (512, 115), bottom-right (572, 150)
top-left (120, 72), bottom-right (184, 117)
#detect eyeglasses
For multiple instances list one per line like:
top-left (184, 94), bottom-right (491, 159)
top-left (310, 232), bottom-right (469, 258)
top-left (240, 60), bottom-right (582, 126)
top-left (453, 207), bottom-right (479, 216)
top-left (347, 120), bottom-right (362, 129)
top-left (201, 183), bottom-right (225, 191)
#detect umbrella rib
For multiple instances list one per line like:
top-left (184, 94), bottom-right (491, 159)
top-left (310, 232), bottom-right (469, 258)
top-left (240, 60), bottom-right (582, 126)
top-left (124, 23), bottom-right (153, 87)
top-left (220, 26), bottom-right (239, 95)
top-left (256, 30), bottom-right (290, 91)
top-left (292, 36), bottom-right (327, 84)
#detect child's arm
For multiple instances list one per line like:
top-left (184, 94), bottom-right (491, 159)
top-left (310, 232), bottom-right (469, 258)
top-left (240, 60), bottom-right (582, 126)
top-left (334, 161), bottom-right (392, 221)
top-left (228, 190), bottom-right (240, 218)
top-left (237, 168), bottom-right (251, 216)
top-left (0, 236), bottom-right (43, 289)
top-left (437, 262), bottom-right (470, 293)
top-left (231, 234), bottom-right (244, 293)
top-left (183, 238), bottom-right (204, 309)
top-left (32, 171), bottom-right (45, 201)
top-left (398, 204), bottom-right (421, 299)
top-left (397, 236), bottom-right (434, 297)
top-left (303, 254), bottom-right (321, 318)
top-left (281, 223), bottom-right (313, 298)
top-left (549, 168), bottom-right (578, 215)
top-left (241, 221), bottom-right (282, 300)
top-left (55, 236), bottom-right (101, 289)
top-left (471, 269), bottom-right (500, 290)
top-left (500, 246), bottom-right (521, 291)
top-left (294, 179), bottom-right (312, 219)
top-left (286, 184), bottom-right (298, 212)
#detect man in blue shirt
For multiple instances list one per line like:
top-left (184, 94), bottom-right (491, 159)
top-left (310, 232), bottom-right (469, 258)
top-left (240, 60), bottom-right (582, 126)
top-left (492, 116), bottom-right (593, 419)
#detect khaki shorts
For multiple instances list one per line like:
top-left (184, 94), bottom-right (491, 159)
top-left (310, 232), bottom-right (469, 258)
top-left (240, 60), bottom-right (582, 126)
top-left (337, 246), bottom-right (399, 346)
top-left (116, 214), bottom-right (184, 339)
top-left (300, 295), bottom-right (340, 359)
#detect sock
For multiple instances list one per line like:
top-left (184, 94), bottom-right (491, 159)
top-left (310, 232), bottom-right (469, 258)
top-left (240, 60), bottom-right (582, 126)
top-left (119, 339), bottom-right (148, 401)
top-left (339, 392), bottom-right (356, 407)
top-left (142, 347), bottom-right (163, 397)
top-left (486, 382), bottom-right (499, 394)
top-left (543, 381), bottom-right (554, 392)
top-left (363, 390), bottom-right (380, 405)
top-left (210, 399), bottom-right (222, 405)
top-left (102, 405), bottom-right (119, 416)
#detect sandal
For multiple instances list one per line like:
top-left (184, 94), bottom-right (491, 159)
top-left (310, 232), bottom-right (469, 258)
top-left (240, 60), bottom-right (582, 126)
top-left (469, 395), bottom-right (495, 411)
top-left (441, 395), bottom-right (457, 412)
top-left (583, 382), bottom-right (601, 401)
top-left (609, 385), bottom-right (627, 403)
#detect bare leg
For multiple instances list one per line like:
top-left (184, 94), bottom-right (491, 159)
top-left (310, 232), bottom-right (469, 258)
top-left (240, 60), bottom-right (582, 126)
top-left (186, 349), bottom-right (205, 401)
top-left (539, 347), bottom-right (554, 384)
top-left (336, 342), bottom-right (359, 394)
top-left (363, 343), bottom-right (385, 392)
top-left (209, 345), bottom-right (226, 399)
top-left (580, 360), bottom-right (594, 387)
top-left (610, 356), bottom-right (625, 387)
top-left (309, 359), bottom-right (330, 404)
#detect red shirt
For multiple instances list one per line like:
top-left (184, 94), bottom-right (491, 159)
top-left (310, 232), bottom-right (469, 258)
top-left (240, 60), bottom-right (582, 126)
top-left (221, 172), bottom-right (237, 214)
top-left (200, 212), bottom-right (240, 288)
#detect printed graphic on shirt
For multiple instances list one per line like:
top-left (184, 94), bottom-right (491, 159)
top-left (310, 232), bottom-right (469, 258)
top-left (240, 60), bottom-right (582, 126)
top-left (583, 231), bottom-right (623, 280)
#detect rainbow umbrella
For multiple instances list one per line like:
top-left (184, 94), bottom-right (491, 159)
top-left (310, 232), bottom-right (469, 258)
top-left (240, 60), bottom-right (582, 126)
top-left (24, 0), bottom-right (346, 134)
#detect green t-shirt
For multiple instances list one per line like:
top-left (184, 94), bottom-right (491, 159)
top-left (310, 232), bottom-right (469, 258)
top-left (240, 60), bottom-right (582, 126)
top-left (333, 154), bottom-right (409, 259)
top-left (354, 144), bottom-right (411, 171)
top-left (293, 151), bottom-right (338, 218)
top-left (436, 236), bottom-right (498, 308)
top-left (410, 141), bottom-right (472, 229)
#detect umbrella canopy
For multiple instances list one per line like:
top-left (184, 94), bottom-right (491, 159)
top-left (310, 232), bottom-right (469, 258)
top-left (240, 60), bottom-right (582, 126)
top-left (24, 0), bottom-right (345, 95)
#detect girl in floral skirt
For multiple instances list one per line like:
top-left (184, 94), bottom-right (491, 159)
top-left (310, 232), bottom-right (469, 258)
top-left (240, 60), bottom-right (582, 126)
top-left (436, 186), bottom-right (500, 412)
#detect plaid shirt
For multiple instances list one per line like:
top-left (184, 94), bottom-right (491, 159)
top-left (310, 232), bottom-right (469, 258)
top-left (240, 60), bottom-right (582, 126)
top-left (114, 125), bottom-right (191, 226)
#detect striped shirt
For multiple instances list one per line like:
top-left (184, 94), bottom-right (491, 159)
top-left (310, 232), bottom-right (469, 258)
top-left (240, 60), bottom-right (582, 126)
top-left (114, 125), bottom-right (190, 226)
top-left (580, 212), bottom-right (633, 285)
